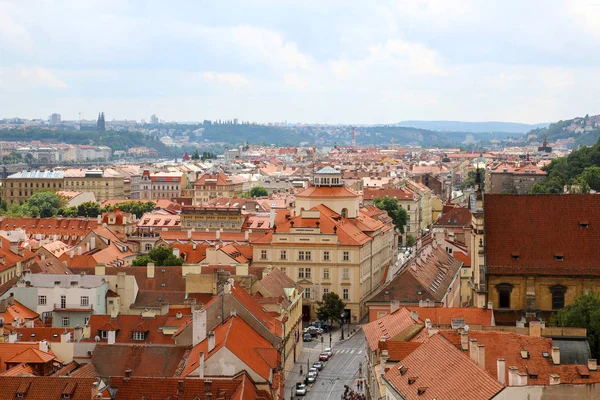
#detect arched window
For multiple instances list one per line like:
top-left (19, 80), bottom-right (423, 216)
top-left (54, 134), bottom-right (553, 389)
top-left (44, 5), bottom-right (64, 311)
top-left (341, 208), bottom-right (348, 218)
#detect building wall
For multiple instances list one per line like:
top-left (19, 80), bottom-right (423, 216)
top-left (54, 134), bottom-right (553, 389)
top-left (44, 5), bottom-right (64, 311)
top-left (193, 183), bottom-right (244, 205)
top-left (1, 178), bottom-right (64, 204)
top-left (64, 176), bottom-right (124, 202)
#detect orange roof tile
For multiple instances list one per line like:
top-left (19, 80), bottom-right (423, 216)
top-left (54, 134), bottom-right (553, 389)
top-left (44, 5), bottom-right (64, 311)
top-left (363, 308), bottom-right (420, 352)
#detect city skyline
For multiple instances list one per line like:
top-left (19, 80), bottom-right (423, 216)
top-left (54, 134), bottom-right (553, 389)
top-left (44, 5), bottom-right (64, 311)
top-left (2, 1), bottom-right (600, 124)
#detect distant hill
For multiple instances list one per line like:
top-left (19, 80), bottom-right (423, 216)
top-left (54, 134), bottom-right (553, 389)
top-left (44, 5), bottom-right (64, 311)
top-left (397, 120), bottom-right (548, 134)
top-left (526, 114), bottom-right (600, 147)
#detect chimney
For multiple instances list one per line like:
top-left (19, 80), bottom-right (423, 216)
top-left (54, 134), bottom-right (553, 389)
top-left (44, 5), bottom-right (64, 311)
top-left (95, 263), bottom-right (106, 276)
top-left (529, 321), bottom-right (541, 337)
top-left (198, 351), bottom-right (205, 378)
top-left (487, 300), bottom-right (493, 310)
top-left (425, 318), bottom-right (432, 329)
top-left (124, 369), bottom-right (132, 379)
top-left (74, 326), bottom-right (84, 342)
top-left (107, 330), bottom-right (116, 345)
top-left (589, 359), bottom-right (598, 372)
top-left (39, 340), bottom-right (49, 353)
top-left (244, 230), bottom-right (249, 241)
top-left (224, 278), bottom-right (233, 294)
top-left (173, 248), bottom-right (180, 258)
top-left (410, 310), bottom-right (419, 322)
top-left (552, 346), bottom-right (560, 365)
top-left (147, 262), bottom-right (155, 279)
top-left (269, 207), bottom-right (276, 228)
top-left (508, 366), bottom-right (518, 386)
top-left (460, 332), bottom-right (469, 351)
top-left (90, 236), bottom-right (96, 250)
top-left (192, 242), bottom-right (197, 250)
top-left (497, 358), bottom-right (506, 384)
top-left (16, 261), bottom-right (22, 277)
top-left (477, 344), bottom-right (486, 369)
top-left (380, 349), bottom-right (389, 376)
top-left (77, 246), bottom-right (82, 256)
top-left (187, 229), bottom-right (192, 239)
top-left (216, 230), bottom-right (220, 239)
top-left (97, 215), bottom-right (102, 224)
top-left (549, 374), bottom-right (560, 385)
top-left (517, 372), bottom-right (528, 387)
top-left (390, 300), bottom-right (400, 314)
top-left (208, 331), bottom-right (216, 352)
top-left (192, 309), bottom-right (207, 346)
top-left (70, 249), bottom-right (74, 259)
top-left (8, 331), bottom-right (17, 343)
top-left (469, 339), bottom-right (478, 362)
top-left (61, 332), bottom-right (72, 343)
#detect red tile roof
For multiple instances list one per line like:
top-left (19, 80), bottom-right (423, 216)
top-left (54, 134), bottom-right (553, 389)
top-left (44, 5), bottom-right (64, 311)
top-left (182, 315), bottom-right (277, 382)
top-left (11, 327), bottom-right (74, 343)
top-left (194, 172), bottom-right (238, 186)
top-left (84, 314), bottom-right (191, 345)
top-left (0, 376), bottom-right (97, 400)
top-left (296, 185), bottom-right (360, 198)
top-left (5, 347), bottom-right (57, 364)
top-left (440, 330), bottom-right (600, 385)
top-left (0, 218), bottom-right (98, 246)
top-left (380, 341), bottom-right (422, 361)
top-left (434, 207), bottom-right (472, 227)
top-left (0, 363), bottom-right (34, 376)
top-left (363, 308), bottom-right (420, 352)
top-left (384, 334), bottom-right (504, 400)
top-left (0, 299), bottom-right (39, 324)
top-left (485, 195), bottom-right (600, 275)
top-left (363, 187), bottom-right (416, 201)
top-left (405, 307), bottom-right (494, 327)
top-left (229, 281), bottom-right (283, 338)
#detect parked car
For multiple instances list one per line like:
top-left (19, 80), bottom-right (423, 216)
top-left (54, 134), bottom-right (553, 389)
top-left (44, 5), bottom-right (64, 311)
top-left (307, 371), bottom-right (317, 383)
top-left (304, 326), bottom-right (322, 337)
top-left (309, 367), bottom-right (319, 377)
top-left (312, 321), bottom-right (331, 332)
top-left (295, 383), bottom-right (307, 396)
top-left (319, 352), bottom-right (330, 361)
top-left (312, 361), bottom-right (324, 371)
top-left (303, 333), bottom-right (312, 342)
top-left (323, 347), bottom-right (333, 357)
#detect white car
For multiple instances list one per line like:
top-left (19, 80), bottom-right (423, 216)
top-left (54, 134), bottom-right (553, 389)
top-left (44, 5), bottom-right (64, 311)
top-left (324, 347), bottom-right (333, 357)
top-left (295, 383), bottom-right (307, 396)
top-left (307, 371), bottom-right (317, 383)
top-left (309, 367), bottom-right (319, 376)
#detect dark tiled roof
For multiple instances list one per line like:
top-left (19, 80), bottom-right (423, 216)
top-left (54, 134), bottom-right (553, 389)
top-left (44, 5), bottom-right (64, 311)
top-left (92, 344), bottom-right (189, 378)
top-left (485, 194), bottom-right (600, 275)
top-left (0, 376), bottom-right (96, 399)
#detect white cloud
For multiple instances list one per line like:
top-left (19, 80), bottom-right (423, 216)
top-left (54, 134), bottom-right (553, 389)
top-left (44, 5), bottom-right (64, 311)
top-left (0, 66), bottom-right (68, 89)
top-left (0, 2), bottom-right (34, 52)
top-left (202, 72), bottom-right (249, 86)
top-left (368, 39), bottom-right (447, 76)
top-left (568, 1), bottom-right (600, 38)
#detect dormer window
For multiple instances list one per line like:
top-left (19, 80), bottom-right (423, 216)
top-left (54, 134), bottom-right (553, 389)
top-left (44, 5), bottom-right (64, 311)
top-left (512, 253), bottom-right (520, 260)
top-left (554, 254), bottom-right (564, 261)
top-left (580, 222), bottom-right (589, 228)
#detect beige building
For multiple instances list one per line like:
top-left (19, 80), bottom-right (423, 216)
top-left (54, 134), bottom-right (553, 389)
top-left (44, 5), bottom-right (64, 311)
top-left (363, 187), bottom-right (421, 244)
top-left (405, 179), bottom-right (433, 233)
top-left (63, 169), bottom-right (125, 202)
top-left (251, 167), bottom-right (395, 322)
top-left (1, 170), bottom-right (65, 205)
top-left (193, 172), bottom-right (245, 205)
top-left (485, 161), bottom-right (547, 194)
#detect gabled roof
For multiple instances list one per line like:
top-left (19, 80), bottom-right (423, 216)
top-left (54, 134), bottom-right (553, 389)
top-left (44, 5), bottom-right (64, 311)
top-left (440, 330), bottom-right (600, 385)
top-left (485, 194), bottom-right (600, 275)
top-left (0, 363), bottom-right (35, 377)
top-left (405, 307), bottom-right (494, 327)
top-left (182, 315), bottom-right (277, 381)
top-left (363, 187), bottom-right (417, 201)
top-left (384, 334), bottom-right (504, 400)
top-left (229, 281), bottom-right (283, 338)
top-left (0, 377), bottom-right (97, 400)
top-left (0, 217), bottom-right (98, 246)
top-left (434, 207), bottom-right (472, 227)
top-left (5, 347), bottom-right (57, 364)
top-left (91, 344), bottom-right (190, 378)
top-left (362, 308), bottom-right (421, 352)
top-left (0, 299), bottom-right (39, 324)
top-left (259, 267), bottom-right (302, 308)
top-left (295, 185), bottom-right (359, 198)
top-left (85, 314), bottom-right (191, 345)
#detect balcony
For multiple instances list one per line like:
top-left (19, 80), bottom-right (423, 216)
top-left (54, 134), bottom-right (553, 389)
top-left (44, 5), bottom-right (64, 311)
top-left (53, 303), bottom-right (94, 312)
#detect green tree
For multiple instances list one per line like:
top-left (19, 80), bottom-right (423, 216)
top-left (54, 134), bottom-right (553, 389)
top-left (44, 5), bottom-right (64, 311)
top-left (462, 170), bottom-right (478, 188)
top-left (316, 292), bottom-right (346, 324)
top-left (552, 291), bottom-right (600, 360)
top-left (76, 201), bottom-right (102, 217)
top-left (191, 149), bottom-right (200, 160)
top-left (405, 234), bottom-right (417, 248)
top-left (58, 206), bottom-right (78, 217)
top-left (27, 191), bottom-right (64, 218)
top-left (24, 153), bottom-right (34, 164)
top-left (132, 246), bottom-right (183, 266)
top-left (580, 166), bottom-right (600, 192)
top-left (249, 186), bottom-right (268, 198)
top-left (109, 201), bottom-right (156, 218)
top-left (373, 196), bottom-right (409, 233)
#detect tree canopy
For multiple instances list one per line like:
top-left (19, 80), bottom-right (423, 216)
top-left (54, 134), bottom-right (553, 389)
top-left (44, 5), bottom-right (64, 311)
top-left (248, 186), bottom-right (268, 198)
top-left (552, 291), bottom-right (600, 360)
top-left (373, 196), bottom-right (409, 233)
top-left (316, 292), bottom-right (346, 323)
top-left (1, 191), bottom-right (65, 218)
top-left (132, 246), bottom-right (183, 266)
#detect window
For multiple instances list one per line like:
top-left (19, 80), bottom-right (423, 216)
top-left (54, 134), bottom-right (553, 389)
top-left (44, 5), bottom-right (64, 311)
top-left (144, 243), bottom-right (153, 252)
top-left (304, 288), bottom-right (311, 299)
top-left (323, 288), bottom-right (329, 299)
top-left (343, 288), bottom-right (349, 300)
top-left (260, 250), bottom-right (267, 260)
top-left (343, 268), bottom-right (349, 279)
top-left (280, 250), bottom-right (287, 260)
top-left (133, 332), bottom-right (145, 341)
top-left (84, 317), bottom-right (89, 326)
top-left (323, 268), bottom-right (330, 279)
top-left (407, 205), bottom-right (411, 211)
top-left (343, 251), bottom-right (350, 261)
top-left (62, 317), bottom-right (70, 327)
top-left (341, 208), bottom-right (348, 218)
top-left (305, 268), bottom-right (311, 279)
top-left (298, 268), bottom-right (305, 278)
top-left (550, 285), bottom-right (567, 310)
top-left (496, 283), bottom-right (514, 309)
top-left (555, 255), bottom-right (564, 261)
top-left (100, 330), bottom-right (108, 339)
top-left (80, 296), bottom-right (89, 306)
top-left (305, 251), bottom-right (312, 261)
top-left (280, 267), bottom-right (286, 274)
top-left (298, 251), bottom-right (306, 261)
top-left (38, 295), bottom-right (47, 305)
top-left (323, 251), bottom-right (330, 261)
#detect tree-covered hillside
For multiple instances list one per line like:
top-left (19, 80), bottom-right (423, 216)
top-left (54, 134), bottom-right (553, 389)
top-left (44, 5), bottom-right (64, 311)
top-left (532, 137), bottom-right (600, 193)
top-left (527, 114), bottom-right (600, 147)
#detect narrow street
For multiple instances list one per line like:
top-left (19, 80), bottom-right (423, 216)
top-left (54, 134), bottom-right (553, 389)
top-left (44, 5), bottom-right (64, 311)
top-left (285, 327), bottom-right (367, 400)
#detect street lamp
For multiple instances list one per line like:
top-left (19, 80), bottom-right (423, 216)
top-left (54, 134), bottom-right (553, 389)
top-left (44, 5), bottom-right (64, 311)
top-left (340, 312), bottom-right (345, 340)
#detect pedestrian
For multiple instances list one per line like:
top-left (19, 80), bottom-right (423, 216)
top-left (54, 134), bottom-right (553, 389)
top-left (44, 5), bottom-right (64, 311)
top-left (357, 380), bottom-right (360, 391)
top-left (300, 365), bottom-right (303, 375)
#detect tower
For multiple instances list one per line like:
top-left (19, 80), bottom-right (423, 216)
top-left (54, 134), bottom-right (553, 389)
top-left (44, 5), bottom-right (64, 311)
top-left (97, 112), bottom-right (106, 132)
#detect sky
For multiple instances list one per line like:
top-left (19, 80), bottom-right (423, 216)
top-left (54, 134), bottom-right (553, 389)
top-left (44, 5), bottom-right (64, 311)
top-left (1, 0), bottom-right (600, 124)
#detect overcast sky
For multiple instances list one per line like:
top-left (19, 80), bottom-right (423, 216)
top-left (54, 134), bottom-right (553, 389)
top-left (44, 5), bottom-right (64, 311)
top-left (2, 0), bottom-right (600, 124)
